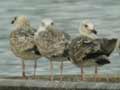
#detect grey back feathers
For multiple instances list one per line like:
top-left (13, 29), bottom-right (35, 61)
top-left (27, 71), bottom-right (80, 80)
top-left (69, 36), bottom-right (117, 66)
top-left (96, 38), bottom-right (117, 56)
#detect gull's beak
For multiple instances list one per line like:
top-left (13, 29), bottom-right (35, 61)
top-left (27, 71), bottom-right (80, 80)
top-left (11, 16), bottom-right (17, 24)
top-left (91, 29), bottom-right (97, 34)
top-left (11, 20), bottom-right (15, 24)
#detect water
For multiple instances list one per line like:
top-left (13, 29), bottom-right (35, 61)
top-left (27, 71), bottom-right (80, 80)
top-left (0, 0), bottom-right (120, 76)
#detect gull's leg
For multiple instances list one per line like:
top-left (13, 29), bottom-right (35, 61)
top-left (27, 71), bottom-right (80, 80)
top-left (80, 63), bottom-right (84, 80)
top-left (95, 65), bottom-right (98, 81)
top-left (22, 60), bottom-right (26, 79)
top-left (33, 60), bottom-right (37, 79)
top-left (49, 60), bottom-right (54, 81)
top-left (60, 61), bottom-right (63, 81)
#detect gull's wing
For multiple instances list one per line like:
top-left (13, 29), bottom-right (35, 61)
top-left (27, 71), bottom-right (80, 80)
top-left (34, 30), bottom-right (70, 57)
top-left (10, 27), bottom-right (39, 56)
top-left (69, 37), bottom-right (117, 66)
top-left (69, 37), bottom-right (100, 63)
top-left (96, 38), bottom-right (117, 56)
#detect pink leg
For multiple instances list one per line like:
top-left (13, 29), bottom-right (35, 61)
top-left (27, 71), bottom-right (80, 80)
top-left (60, 61), bottom-right (63, 81)
top-left (49, 61), bottom-right (54, 81)
top-left (33, 60), bottom-right (37, 78)
top-left (80, 64), bottom-right (84, 80)
top-left (95, 65), bottom-right (98, 81)
top-left (22, 60), bottom-right (26, 79)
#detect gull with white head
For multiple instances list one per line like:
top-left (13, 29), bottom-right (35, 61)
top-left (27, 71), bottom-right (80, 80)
top-left (69, 20), bottom-right (118, 80)
top-left (10, 15), bottom-right (41, 79)
top-left (34, 18), bottom-right (70, 81)
top-left (79, 20), bottom-right (97, 39)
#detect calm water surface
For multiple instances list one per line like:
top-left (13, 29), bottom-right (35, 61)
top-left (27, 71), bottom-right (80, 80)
top-left (0, 0), bottom-right (120, 76)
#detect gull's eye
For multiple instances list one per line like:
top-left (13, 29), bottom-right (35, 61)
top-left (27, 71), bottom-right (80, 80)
top-left (14, 16), bottom-right (17, 20)
top-left (11, 16), bottom-right (17, 24)
top-left (51, 22), bottom-right (54, 25)
top-left (84, 24), bottom-right (88, 28)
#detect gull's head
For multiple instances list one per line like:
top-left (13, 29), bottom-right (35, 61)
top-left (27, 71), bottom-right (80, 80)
top-left (11, 15), bottom-right (30, 29)
top-left (38, 18), bottom-right (55, 32)
top-left (79, 20), bottom-right (97, 39)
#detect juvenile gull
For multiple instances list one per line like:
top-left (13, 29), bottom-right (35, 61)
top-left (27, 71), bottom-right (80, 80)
top-left (34, 18), bottom-right (70, 81)
top-left (69, 20), bottom-right (118, 80)
top-left (10, 16), bottom-right (41, 79)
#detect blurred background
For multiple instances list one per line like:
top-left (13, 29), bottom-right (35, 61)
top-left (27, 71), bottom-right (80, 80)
top-left (0, 0), bottom-right (120, 77)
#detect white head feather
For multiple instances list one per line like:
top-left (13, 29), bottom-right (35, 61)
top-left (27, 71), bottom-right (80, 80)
top-left (79, 20), bottom-right (97, 39)
top-left (37, 18), bottom-right (55, 32)
top-left (35, 18), bottom-right (56, 38)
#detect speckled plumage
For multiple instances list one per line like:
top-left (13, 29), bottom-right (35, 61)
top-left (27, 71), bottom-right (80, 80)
top-left (35, 30), bottom-right (70, 60)
top-left (10, 26), bottom-right (41, 60)
top-left (69, 36), bottom-right (117, 67)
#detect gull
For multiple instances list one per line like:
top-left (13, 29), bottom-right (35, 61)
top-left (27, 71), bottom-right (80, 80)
top-left (34, 18), bottom-right (70, 81)
top-left (69, 20), bottom-right (119, 80)
top-left (10, 16), bottom-right (41, 79)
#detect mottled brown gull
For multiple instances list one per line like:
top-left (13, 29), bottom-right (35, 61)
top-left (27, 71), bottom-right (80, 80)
top-left (10, 16), bottom-right (41, 79)
top-left (34, 18), bottom-right (70, 81)
top-left (69, 20), bottom-right (118, 80)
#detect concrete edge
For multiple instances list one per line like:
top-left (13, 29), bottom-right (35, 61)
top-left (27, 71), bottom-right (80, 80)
top-left (0, 79), bottom-right (119, 90)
